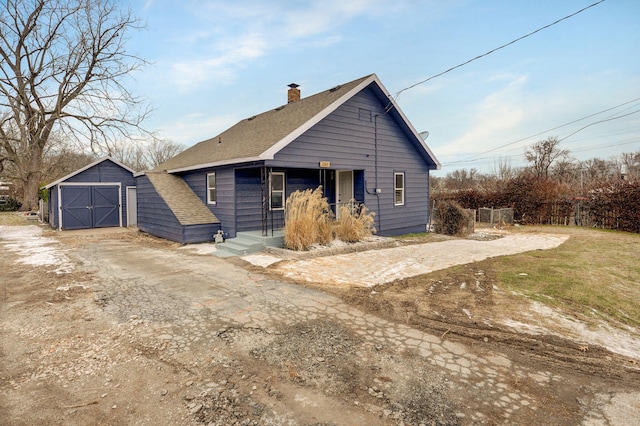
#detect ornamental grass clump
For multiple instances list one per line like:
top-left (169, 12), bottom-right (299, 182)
top-left (333, 201), bottom-right (376, 243)
top-left (284, 187), bottom-right (333, 251)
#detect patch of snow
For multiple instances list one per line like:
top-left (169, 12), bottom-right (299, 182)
top-left (242, 254), bottom-right (282, 268)
top-left (179, 243), bottom-right (218, 255)
top-left (0, 226), bottom-right (73, 274)
top-left (501, 301), bottom-right (640, 360)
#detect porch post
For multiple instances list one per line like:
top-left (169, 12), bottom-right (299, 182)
top-left (261, 167), bottom-right (268, 236)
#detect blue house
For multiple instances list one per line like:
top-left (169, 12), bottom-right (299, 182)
top-left (136, 74), bottom-right (440, 244)
top-left (44, 157), bottom-right (136, 230)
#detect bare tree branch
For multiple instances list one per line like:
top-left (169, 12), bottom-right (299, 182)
top-left (0, 0), bottom-right (151, 210)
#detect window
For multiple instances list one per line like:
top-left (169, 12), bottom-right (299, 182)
top-left (207, 173), bottom-right (216, 205)
top-left (270, 172), bottom-right (285, 210)
top-left (394, 172), bottom-right (405, 206)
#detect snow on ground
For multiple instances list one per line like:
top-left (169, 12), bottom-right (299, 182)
top-left (0, 226), bottom-right (73, 274)
top-left (179, 243), bottom-right (219, 255)
top-left (501, 299), bottom-right (640, 360)
top-left (242, 254), bottom-right (282, 268)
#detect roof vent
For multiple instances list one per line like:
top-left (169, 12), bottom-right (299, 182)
top-left (287, 83), bottom-right (300, 103)
top-left (274, 105), bottom-right (285, 111)
top-left (247, 115), bottom-right (256, 121)
top-left (329, 85), bottom-right (342, 92)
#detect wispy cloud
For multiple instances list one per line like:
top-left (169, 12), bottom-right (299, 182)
top-left (439, 74), bottom-right (528, 158)
top-left (160, 0), bottom-right (383, 92)
top-left (158, 113), bottom-right (239, 144)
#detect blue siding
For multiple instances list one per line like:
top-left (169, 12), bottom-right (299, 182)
top-left (181, 166), bottom-right (236, 238)
top-left (235, 168), bottom-right (263, 233)
top-left (136, 175), bottom-right (220, 244)
top-left (48, 159), bottom-right (135, 229)
top-left (136, 175), bottom-right (184, 242)
top-left (267, 87), bottom-right (431, 235)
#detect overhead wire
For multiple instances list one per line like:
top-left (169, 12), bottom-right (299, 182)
top-left (388, 0), bottom-right (606, 105)
top-left (442, 98), bottom-right (640, 165)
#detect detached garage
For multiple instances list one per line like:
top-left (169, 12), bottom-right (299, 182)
top-left (44, 157), bottom-right (136, 230)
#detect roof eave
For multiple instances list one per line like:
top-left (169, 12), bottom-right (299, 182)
top-left (260, 75), bottom-right (378, 160)
top-left (42, 156), bottom-right (136, 189)
top-left (261, 74), bottom-right (441, 170)
top-left (372, 78), bottom-right (442, 170)
top-left (165, 156), bottom-right (263, 174)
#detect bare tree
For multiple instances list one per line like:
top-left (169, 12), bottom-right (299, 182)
top-left (524, 137), bottom-right (570, 178)
top-left (491, 156), bottom-right (517, 181)
top-left (0, 0), bottom-right (150, 210)
top-left (619, 151), bottom-right (640, 179)
top-left (144, 139), bottom-right (183, 169)
top-left (581, 158), bottom-right (615, 182)
top-left (444, 168), bottom-right (480, 190)
top-left (552, 158), bottom-right (578, 184)
top-left (109, 138), bottom-right (183, 171)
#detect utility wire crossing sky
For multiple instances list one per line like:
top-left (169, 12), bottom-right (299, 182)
top-left (126, 0), bottom-right (639, 173)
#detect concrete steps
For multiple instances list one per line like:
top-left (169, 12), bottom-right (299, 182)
top-left (214, 230), bottom-right (284, 257)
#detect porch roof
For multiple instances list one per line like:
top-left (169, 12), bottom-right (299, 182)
top-left (146, 171), bottom-right (220, 225)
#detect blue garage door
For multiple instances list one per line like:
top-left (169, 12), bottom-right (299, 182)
top-left (61, 185), bottom-right (120, 230)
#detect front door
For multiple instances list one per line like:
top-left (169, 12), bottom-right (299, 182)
top-left (336, 170), bottom-right (353, 218)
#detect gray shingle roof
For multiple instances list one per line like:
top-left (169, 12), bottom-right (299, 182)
top-left (146, 171), bottom-right (219, 225)
top-left (155, 74), bottom-right (375, 172)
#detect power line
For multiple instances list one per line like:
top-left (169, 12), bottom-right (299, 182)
top-left (559, 109), bottom-right (640, 142)
top-left (391, 0), bottom-right (605, 102)
top-left (440, 137), bottom-right (640, 167)
top-left (444, 97), bottom-right (640, 165)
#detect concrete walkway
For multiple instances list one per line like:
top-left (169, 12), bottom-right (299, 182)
top-left (250, 233), bottom-right (569, 287)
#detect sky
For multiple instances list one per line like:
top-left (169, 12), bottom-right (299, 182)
top-left (122, 0), bottom-right (640, 175)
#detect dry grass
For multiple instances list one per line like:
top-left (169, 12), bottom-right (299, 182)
top-left (284, 187), bottom-right (333, 251)
top-left (333, 202), bottom-right (376, 243)
top-left (494, 226), bottom-right (640, 328)
top-left (0, 212), bottom-right (31, 226)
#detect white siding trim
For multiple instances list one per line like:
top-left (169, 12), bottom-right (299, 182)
top-left (44, 157), bottom-right (135, 189)
top-left (260, 76), bottom-right (378, 160)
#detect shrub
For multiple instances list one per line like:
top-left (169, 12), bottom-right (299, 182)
top-left (433, 201), bottom-right (470, 236)
top-left (284, 187), bottom-right (333, 250)
top-left (0, 197), bottom-right (22, 212)
top-left (333, 201), bottom-right (377, 243)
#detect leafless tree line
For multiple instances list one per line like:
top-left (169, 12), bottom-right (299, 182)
top-left (434, 137), bottom-right (640, 194)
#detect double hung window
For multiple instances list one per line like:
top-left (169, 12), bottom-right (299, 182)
top-left (394, 172), bottom-right (405, 206)
top-left (207, 173), bottom-right (216, 205)
top-left (270, 172), bottom-right (285, 210)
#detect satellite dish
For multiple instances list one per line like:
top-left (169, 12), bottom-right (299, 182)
top-left (419, 131), bottom-right (430, 141)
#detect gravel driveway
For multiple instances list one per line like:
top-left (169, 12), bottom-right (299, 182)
top-left (2, 225), bottom-right (638, 425)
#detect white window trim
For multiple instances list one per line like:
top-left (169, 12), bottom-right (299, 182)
top-left (270, 171), bottom-right (285, 211)
top-left (394, 172), bottom-right (405, 206)
top-left (207, 172), bottom-right (216, 205)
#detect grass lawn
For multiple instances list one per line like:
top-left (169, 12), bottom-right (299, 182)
top-left (494, 226), bottom-right (640, 328)
top-left (0, 211), bottom-right (33, 226)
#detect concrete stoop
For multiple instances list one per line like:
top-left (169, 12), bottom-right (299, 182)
top-left (214, 230), bottom-right (284, 257)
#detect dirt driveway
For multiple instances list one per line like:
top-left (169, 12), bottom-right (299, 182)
top-left (1, 225), bottom-right (639, 425)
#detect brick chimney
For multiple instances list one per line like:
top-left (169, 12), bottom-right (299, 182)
top-left (287, 83), bottom-right (300, 103)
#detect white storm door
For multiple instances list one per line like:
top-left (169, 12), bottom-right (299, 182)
top-left (336, 170), bottom-right (353, 218)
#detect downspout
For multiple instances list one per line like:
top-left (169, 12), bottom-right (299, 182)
top-left (374, 114), bottom-right (381, 232)
top-left (364, 114), bottom-right (382, 232)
